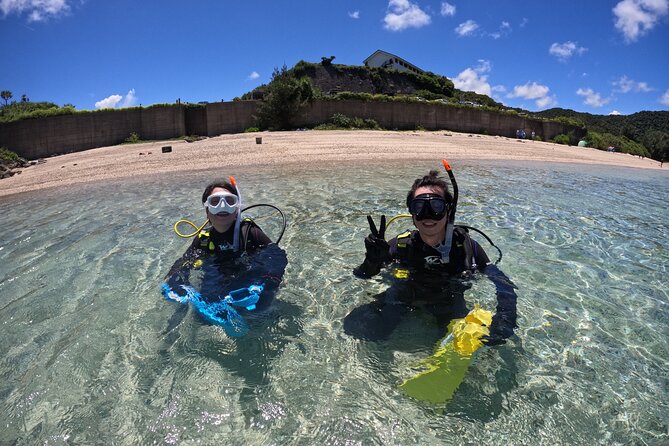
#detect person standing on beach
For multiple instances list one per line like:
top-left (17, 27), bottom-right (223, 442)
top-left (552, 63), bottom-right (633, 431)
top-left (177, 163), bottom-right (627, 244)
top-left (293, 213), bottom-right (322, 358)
top-left (345, 163), bottom-right (517, 344)
top-left (161, 178), bottom-right (287, 336)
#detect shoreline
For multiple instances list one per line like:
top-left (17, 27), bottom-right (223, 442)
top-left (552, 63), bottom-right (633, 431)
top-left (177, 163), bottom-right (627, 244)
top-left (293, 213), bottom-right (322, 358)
top-left (0, 130), bottom-right (665, 197)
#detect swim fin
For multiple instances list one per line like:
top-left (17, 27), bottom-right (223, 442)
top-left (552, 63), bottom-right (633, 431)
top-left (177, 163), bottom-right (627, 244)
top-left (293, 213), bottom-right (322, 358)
top-left (400, 304), bottom-right (492, 404)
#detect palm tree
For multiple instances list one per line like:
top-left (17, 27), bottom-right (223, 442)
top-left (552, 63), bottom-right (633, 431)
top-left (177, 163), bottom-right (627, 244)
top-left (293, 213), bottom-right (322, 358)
top-left (1, 90), bottom-right (12, 106)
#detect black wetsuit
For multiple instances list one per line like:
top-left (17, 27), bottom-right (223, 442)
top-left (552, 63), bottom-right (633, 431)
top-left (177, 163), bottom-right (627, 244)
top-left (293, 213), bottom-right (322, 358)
top-left (345, 227), bottom-right (517, 343)
top-left (165, 219), bottom-right (286, 311)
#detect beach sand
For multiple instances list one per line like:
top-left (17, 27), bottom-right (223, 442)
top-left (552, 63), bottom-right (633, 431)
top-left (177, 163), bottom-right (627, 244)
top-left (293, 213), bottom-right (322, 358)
top-left (0, 130), bottom-right (664, 197)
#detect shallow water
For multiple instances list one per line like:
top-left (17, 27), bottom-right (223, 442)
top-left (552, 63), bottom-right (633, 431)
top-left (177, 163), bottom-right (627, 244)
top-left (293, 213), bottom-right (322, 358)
top-left (1, 160), bottom-right (667, 445)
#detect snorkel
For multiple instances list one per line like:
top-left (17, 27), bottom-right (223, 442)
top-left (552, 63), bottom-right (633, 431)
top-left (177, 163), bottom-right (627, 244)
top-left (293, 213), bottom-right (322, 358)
top-left (228, 175), bottom-right (242, 252)
top-left (441, 159), bottom-right (459, 260)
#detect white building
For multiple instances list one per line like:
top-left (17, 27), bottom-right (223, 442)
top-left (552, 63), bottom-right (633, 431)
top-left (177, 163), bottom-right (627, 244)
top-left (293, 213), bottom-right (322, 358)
top-left (363, 50), bottom-right (424, 75)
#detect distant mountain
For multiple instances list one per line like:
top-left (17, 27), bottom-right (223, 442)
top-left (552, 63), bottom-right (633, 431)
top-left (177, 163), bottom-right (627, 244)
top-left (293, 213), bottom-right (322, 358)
top-left (534, 108), bottom-right (669, 137)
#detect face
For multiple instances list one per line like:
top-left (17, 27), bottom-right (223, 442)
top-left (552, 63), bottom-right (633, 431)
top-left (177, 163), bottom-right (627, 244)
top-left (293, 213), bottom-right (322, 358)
top-left (206, 187), bottom-right (238, 231)
top-left (411, 185), bottom-right (447, 238)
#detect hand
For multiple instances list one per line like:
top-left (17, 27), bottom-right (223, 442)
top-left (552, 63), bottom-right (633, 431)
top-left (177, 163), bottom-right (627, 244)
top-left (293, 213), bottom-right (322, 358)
top-left (363, 215), bottom-right (390, 264)
top-left (161, 283), bottom-right (201, 304)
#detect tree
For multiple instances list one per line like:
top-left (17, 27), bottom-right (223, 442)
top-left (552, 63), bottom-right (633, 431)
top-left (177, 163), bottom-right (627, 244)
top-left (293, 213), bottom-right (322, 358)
top-left (1, 90), bottom-right (12, 106)
top-left (321, 56), bottom-right (336, 66)
top-left (21, 94), bottom-right (29, 102)
top-left (254, 65), bottom-right (314, 130)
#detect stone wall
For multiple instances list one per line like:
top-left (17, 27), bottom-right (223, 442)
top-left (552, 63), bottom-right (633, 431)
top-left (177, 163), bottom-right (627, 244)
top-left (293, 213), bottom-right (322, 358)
top-left (295, 100), bottom-right (578, 140)
top-left (0, 100), bottom-right (583, 159)
top-left (0, 105), bottom-right (185, 159)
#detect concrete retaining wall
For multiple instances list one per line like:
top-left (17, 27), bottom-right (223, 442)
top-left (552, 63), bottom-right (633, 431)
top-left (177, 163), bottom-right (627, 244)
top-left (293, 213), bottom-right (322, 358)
top-left (295, 100), bottom-right (577, 140)
top-left (0, 105), bottom-right (185, 159)
top-left (0, 100), bottom-right (583, 159)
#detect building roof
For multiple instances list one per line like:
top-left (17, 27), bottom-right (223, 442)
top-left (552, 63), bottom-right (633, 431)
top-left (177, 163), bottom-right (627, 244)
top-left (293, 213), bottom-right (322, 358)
top-left (363, 49), bottom-right (424, 74)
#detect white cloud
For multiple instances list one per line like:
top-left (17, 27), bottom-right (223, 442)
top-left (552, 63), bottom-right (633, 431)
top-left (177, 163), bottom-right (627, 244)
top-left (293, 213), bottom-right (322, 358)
top-left (95, 89), bottom-right (137, 109)
top-left (384, 0), bottom-right (431, 31)
top-left (612, 75), bottom-right (652, 92)
top-left (440, 2), bottom-right (455, 16)
top-left (0, 0), bottom-right (71, 21)
top-left (452, 60), bottom-right (492, 96)
top-left (248, 71), bottom-right (260, 80)
top-left (508, 81), bottom-right (555, 108)
top-left (455, 19), bottom-right (478, 36)
top-left (609, 110), bottom-right (623, 115)
top-left (613, 0), bottom-right (669, 42)
top-left (509, 82), bottom-right (550, 100)
top-left (489, 21), bottom-right (512, 39)
top-left (660, 89), bottom-right (669, 105)
top-left (576, 88), bottom-right (610, 107)
top-left (349, 11), bottom-right (360, 19)
top-left (549, 41), bottom-right (588, 61)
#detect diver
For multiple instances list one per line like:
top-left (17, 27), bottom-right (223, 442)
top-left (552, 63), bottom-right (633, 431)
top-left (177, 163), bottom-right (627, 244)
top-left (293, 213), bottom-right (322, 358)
top-left (345, 161), bottom-right (517, 345)
top-left (161, 177), bottom-right (288, 336)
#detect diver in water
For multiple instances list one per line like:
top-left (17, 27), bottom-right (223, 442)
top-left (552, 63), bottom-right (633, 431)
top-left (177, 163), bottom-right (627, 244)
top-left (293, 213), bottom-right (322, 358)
top-left (345, 162), bottom-right (517, 344)
top-left (161, 178), bottom-right (287, 336)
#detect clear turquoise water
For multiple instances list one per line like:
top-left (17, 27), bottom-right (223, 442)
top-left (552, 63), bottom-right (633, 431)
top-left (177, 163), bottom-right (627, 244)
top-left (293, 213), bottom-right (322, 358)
top-left (0, 160), bottom-right (667, 445)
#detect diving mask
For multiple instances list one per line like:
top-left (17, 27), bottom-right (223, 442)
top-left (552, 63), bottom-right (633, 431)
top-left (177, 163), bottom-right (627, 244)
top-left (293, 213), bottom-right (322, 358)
top-left (410, 193), bottom-right (449, 221)
top-left (205, 192), bottom-right (239, 215)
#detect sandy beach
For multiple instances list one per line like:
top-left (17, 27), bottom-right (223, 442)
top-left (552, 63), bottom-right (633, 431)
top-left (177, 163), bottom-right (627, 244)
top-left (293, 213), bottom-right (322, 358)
top-left (0, 130), bottom-right (664, 197)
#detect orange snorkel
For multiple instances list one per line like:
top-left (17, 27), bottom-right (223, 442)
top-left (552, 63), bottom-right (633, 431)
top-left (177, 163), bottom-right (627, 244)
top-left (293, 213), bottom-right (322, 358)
top-left (228, 175), bottom-right (242, 251)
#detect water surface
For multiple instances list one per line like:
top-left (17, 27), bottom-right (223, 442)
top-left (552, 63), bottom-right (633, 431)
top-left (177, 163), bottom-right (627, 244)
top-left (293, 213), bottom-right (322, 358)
top-left (1, 160), bottom-right (667, 445)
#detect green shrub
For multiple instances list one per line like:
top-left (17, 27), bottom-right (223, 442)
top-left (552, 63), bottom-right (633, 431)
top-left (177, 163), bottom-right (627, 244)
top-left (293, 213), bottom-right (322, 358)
top-left (244, 127), bottom-right (260, 132)
top-left (0, 146), bottom-right (19, 161)
top-left (553, 134), bottom-right (570, 145)
top-left (125, 132), bottom-right (141, 143)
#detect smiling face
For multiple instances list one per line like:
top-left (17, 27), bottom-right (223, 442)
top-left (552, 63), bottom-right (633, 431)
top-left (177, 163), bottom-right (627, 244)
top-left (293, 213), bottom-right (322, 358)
top-left (205, 186), bottom-right (238, 233)
top-left (411, 185), bottom-right (448, 243)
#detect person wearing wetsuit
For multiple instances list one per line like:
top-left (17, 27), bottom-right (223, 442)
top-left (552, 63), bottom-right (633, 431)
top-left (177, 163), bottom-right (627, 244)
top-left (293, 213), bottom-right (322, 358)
top-left (162, 179), bottom-right (287, 334)
top-left (345, 167), bottom-right (517, 344)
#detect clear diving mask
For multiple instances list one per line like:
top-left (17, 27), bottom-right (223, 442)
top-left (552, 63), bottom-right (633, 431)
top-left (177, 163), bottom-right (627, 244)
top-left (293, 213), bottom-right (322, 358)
top-left (204, 192), bottom-right (240, 215)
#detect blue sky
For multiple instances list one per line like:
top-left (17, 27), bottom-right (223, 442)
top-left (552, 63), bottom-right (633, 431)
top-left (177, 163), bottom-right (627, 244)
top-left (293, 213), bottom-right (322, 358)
top-left (1, 0), bottom-right (668, 115)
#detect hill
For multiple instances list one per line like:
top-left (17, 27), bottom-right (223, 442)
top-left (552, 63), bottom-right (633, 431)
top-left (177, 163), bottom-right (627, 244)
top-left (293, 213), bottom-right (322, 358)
top-left (240, 60), bottom-right (505, 109)
top-left (535, 108), bottom-right (669, 160)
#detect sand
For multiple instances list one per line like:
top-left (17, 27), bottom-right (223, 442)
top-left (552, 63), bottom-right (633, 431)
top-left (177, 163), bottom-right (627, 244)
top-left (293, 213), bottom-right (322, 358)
top-left (0, 130), bottom-right (664, 197)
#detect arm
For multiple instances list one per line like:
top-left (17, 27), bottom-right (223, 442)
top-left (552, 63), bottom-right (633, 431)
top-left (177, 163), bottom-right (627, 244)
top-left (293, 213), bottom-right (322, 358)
top-left (162, 238), bottom-right (205, 300)
top-left (482, 263), bottom-right (518, 345)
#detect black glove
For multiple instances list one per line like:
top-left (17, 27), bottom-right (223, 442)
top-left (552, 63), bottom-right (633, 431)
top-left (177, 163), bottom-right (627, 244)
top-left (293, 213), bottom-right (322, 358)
top-left (363, 215), bottom-right (390, 263)
top-left (353, 215), bottom-right (390, 278)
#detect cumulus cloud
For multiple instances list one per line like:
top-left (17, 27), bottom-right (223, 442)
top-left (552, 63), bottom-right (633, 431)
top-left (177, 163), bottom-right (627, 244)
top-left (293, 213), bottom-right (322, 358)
top-left (549, 41), bottom-right (588, 61)
top-left (95, 89), bottom-right (137, 109)
top-left (576, 88), bottom-right (610, 107)
top-left (455, 19), bottom-right (479, 36)
top-left (508, 82), bottom-right (555, 108)
top-left (612, 75), bottom-right (652, 92)
top-left (348, 11), bottom-right (360, 19)
top-left (452, 60), bottom-right (492, 96)
top-left (661, 89), bottom-right (669, 105)
top-left (0, 0), bottom-right (72, 21)
top-left (613, 0), bottom-right (669, 42)
top-left (440, 2), bottom-right (456, 16)
top-left (248, 71), bottom-right (260, 80)
top-left (609, 110), bottom-right (623, 115)
top-left (384, 0), bottom-right (431, 31)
